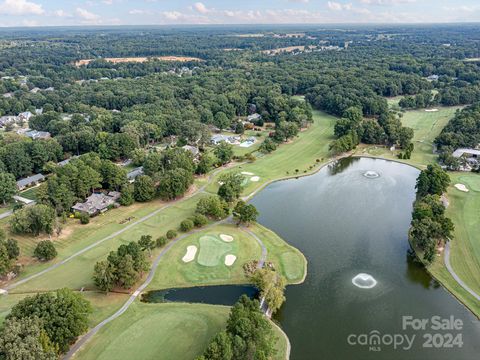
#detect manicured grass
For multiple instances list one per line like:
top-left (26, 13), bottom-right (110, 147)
top-left (358, 106), bottom-right (461, 168)
top-left (249, 223), bottom-right (306, 284)
top-left (19, 185), bottom-right (40, 200)
top-left (9, 194), bottom-right (206, 293)
top-left (75, 301), bottom-right (289, 360)
top-left (206, 109), bottom-right (336, 196)
top-left (429, 172), bottom-right (480, 317)
top-left (74, 302), bottom-right (231, 360)
top-left (147, 224), bottom-right (259, 290)
top-left (197, 235), bottom-right (234, 267)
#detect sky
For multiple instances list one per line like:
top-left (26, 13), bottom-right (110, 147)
top-left (0, 0), bottom-right (479, 27)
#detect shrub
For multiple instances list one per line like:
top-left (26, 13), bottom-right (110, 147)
top-left (79, 212), bottom-right (90, 224)
top-left (180, 219), bottom-right (194, 232)
top-left (192, 214), bottom-right (208, 227)
top-left (166, 230), bottom-right (177, 239)
top-left (34, 240), bottom-right (57, 261)
top-left (156, 236), bottom-right (167, 248)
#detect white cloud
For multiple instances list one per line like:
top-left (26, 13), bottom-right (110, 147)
top-left (53, 9), bottom-right (71, 17)
top-left (193, 2), bottom-right (209, 14)
top-left (0, 0), bottom-right (44, 15)
top-left (76, 7), bottom-right (100, 22)
top-left (359, 0), bottom-right (416, 5)
top-left (328, 2), bottom-right (352, 11)
top-left (288, 0), bottom-right (310, 3)
top-left (103, 0), bottom-right (114, 4)
top-left (129, 9), bottom-right (153, 15)
top-left (162, 11), bottom-right (183, 20)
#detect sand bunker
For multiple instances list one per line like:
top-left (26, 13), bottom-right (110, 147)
top-left (454, 183), bottom-right (469, 192)
top-left (425, 108), bottom-right (439, 112)
top-left (182, 245), bottom-right (197, 263)
top-left (241, 171), bottom-right (254, 176)
top-left (220, 234), bottom-right (234, 242)
top-left (250, 176), bottom-right (260, 182)
top-left (225, 254), bottom-right (237, 266)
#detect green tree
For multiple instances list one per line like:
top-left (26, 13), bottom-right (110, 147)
top-left (10, 204), bottom-right (56, 236)
top-left (214, 142), bottom-right (234, 165)
top-left (156, 236), bottom-right (167, 248)
top-left (196, 152), bottom-right (216, 175)
top-left (180, 219), bottom-right (194, 232)
top-left (0, 317), bottom-right (58, 360)
top-left (0, 172), bottom-right (16, 205)
top-left (157, 168), bottom-right (193, 200)
top-left (196, 196), bottom-right (229, 219)
top-left (134, 175), bottom-right (156, 202)
top-left (415, 164), bottom-right (450, 197)
top-left (119, 184), bottom-right (135, 206)
top-left (138, 235), bottom-right (155, 254)
top-left (115, 254), bottom-right (137, 289)
top-left (166, 230), bottom-right (177, 239)
top-left (33, 240), bottom-right (57, 261)
top-left (233, 201), bottom-right (259, 226)
top-left (93, 260), bottom-right (117, 293)
top-left (218, 173), bottom-right (244, 203)
top-left (7, 289), bottom-right (92, 353)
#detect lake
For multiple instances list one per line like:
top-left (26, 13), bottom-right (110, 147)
top-left (251, 157), bottom-right (480, 360)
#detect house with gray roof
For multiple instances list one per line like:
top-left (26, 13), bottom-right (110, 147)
top-left (25, 130), bottom-right (51, 140)
top-left (16, 174), bottom-right (45, 190)
top-left (72, 192), bottom-right (121, 216)
top-left (127, 167), bottom-right (144, 183)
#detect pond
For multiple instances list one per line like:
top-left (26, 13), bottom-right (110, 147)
top-left (250, 157), bottom-right (480, 360)
top-left (142, 285), bottom-right (258, 306)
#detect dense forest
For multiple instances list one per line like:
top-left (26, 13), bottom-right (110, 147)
top-left (0, 24), bottom-right (479, 230)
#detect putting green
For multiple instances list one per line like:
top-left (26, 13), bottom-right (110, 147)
top-left (197, 235), bottom-right (233, 267)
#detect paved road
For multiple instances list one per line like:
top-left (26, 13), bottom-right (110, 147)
top-left (64, 219), bottom-right (267, 359)
top-left (5, 167), bottom-right (226, 291)
top-left (444, 241), bottom-right (480, 302)
top-left (0, 210), bottom-right (13, 220)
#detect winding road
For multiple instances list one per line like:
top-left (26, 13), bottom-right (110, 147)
top-left (444, 242), bottom-right (480, 302)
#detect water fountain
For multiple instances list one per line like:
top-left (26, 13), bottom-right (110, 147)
top-left (352, 273), bottom-right (377, 289)
top-left (363, 170), bottom-right (380, 179)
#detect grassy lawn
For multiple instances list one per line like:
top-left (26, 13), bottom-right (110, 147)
top-left (74, 302), bottom-right (231, 360)
top-left (19, 185), bottom-right (40, 200)
top-left (357, 106), bottom-right (461, 168)
top-left (146, 223), bottom-right (305, 290)
top-left (206, 109), bottom-right (336, 196)
top-left (7, 194), bottom-right (205, 293)
top-left (428, 172), bottom-right (480, 317)
top-left (74, 301), bottom-right (288, 360)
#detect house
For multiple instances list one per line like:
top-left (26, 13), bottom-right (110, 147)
top-left (182, 145), bottom-right (200, 158)
top-left (210, 134), bottom-right (241, 145)
top-left (452, 148), bottom-right (480, 159)
top-left (16, 174), bottom-right (45, 190)
top-left (30, 87), bottom-right (40, 94)
top-left (72, 192), bottom-right (121, 216)
top-left (127, 167), bottom-right (144, 183)
top-left (57, 156), bottom-right (78, 167)
top-left (427, 75), bottom-right (439, 81)
top-left (25, 130), bottom-right (51, 140)
top-left (247, 113), bottom-right (262, 122)
top-left (18, 111), bottom-right (33, 122)
top-left (35, 108), bottom-right (43, 115)
top-left (0, 115), bottom-right (18, 127)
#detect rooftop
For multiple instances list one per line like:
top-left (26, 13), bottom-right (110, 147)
top-left (16, 173), bottom-right (45, 188)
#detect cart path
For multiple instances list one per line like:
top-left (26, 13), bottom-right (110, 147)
top-left (444, 242), bottom-right (480, 302)
top-left (64, 219), bottom-right (267, 359)
top-left (4, 166), bottom-right (229, 291)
